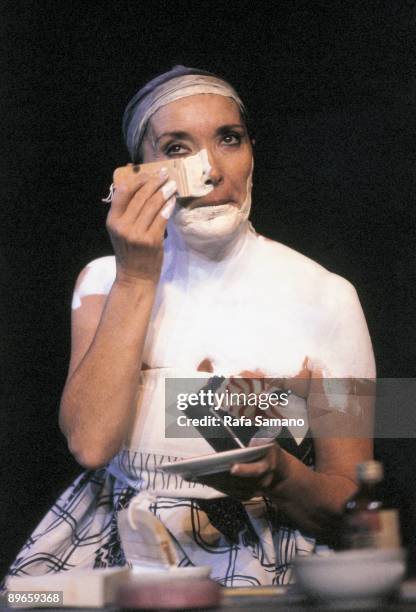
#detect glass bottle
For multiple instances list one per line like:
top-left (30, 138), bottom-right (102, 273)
top-left (342, 460), bottom-right (401, 550)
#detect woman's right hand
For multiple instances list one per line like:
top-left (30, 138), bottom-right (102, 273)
top-left (106, 167), bottom-right (177, 285)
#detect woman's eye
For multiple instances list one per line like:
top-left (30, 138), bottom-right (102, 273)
top-left (222, 133), bottom-right (241, 146)
top-left (165, 143), bottom-right (187, 156)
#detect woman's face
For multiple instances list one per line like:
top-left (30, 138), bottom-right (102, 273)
top-left (141, 94), bottom-right (253, 212)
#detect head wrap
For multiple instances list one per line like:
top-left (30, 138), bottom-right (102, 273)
top-left (123, 65), bottom-right (246, 162)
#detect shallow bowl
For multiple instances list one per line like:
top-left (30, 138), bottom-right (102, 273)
top-left (294, 547), bottom-right (406, 606)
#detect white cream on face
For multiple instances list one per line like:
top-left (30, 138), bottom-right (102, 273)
top-left (169, 161), bottom-right (253, 250)
top-left (182, 148), bottom-right (213, 197)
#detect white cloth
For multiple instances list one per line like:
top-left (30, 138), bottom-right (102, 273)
top-left (77, 224), bottom-right (375, 494)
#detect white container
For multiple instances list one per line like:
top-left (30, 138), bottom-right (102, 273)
top-left (294, 547), bottom-right (406, 608)
top-left (6, 567), bottom-right (130, 608)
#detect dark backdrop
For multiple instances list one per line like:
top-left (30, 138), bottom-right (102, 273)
top-left (2, 0), bottom-right (416, 576)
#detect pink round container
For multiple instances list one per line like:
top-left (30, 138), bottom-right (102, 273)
top-left (117, 577), bottom-right (222, 610)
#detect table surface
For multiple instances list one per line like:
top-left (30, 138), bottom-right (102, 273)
top-left (3, 582), bottom-right (416, 611)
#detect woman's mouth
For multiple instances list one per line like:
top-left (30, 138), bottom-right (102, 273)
top-left (185, 198), bottom-right (233, 210)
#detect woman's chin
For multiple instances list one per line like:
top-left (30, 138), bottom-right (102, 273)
top-left (174, 210), bottom-right (243, 242)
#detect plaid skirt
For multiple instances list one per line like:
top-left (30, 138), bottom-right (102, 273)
top-left (4, 437), bottom-right (318, 587)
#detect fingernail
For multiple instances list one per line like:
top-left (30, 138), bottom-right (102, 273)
top-left (230, 465), bottom-right (239, 475)
top-left (160, 195), bottom-right (176, 219)
top-left (159, 167), bottom-right (169, 178)
top-left (162, 179), bottom-right (177, 199)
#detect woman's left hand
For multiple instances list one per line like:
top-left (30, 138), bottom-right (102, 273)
top-left (190, 442), bottom-right (287, 500)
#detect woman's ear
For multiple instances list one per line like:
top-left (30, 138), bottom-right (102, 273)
top-left (251, 138), bottom-right (256, 147)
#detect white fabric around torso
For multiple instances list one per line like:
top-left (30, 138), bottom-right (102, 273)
top-left (77, 226), bottom-right (375, 498)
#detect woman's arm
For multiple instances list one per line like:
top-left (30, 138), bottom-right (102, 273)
top-left (59, 169), bottom-right (176, 469)
top-left (230, 436), bottom-right (372, 539)
top-left (59, 276), bottom-right (157, 470)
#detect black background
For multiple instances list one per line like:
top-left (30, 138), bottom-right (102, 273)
top-left (1, 0), bottom-right (416, 576)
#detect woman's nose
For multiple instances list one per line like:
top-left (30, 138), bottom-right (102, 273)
top-left (204, 151), bottom-right (224, 187)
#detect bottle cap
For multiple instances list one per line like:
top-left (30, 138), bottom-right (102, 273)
top-left (357, 460), bottom-right (383, 483)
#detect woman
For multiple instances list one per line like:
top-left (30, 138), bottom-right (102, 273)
top-left (5, 65), bottom-right (375, 586)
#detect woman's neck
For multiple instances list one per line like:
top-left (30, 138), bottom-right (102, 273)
top-left (166, 221), bottom-right (251, 267)
top-left (168, 220), bottom-right (249, 260)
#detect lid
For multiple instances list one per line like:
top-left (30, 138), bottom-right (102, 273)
top-left (357, 460), bottom-right (383, 483)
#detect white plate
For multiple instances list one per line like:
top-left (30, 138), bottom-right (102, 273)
top-left (159, 443), bottom-right (274, 478)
